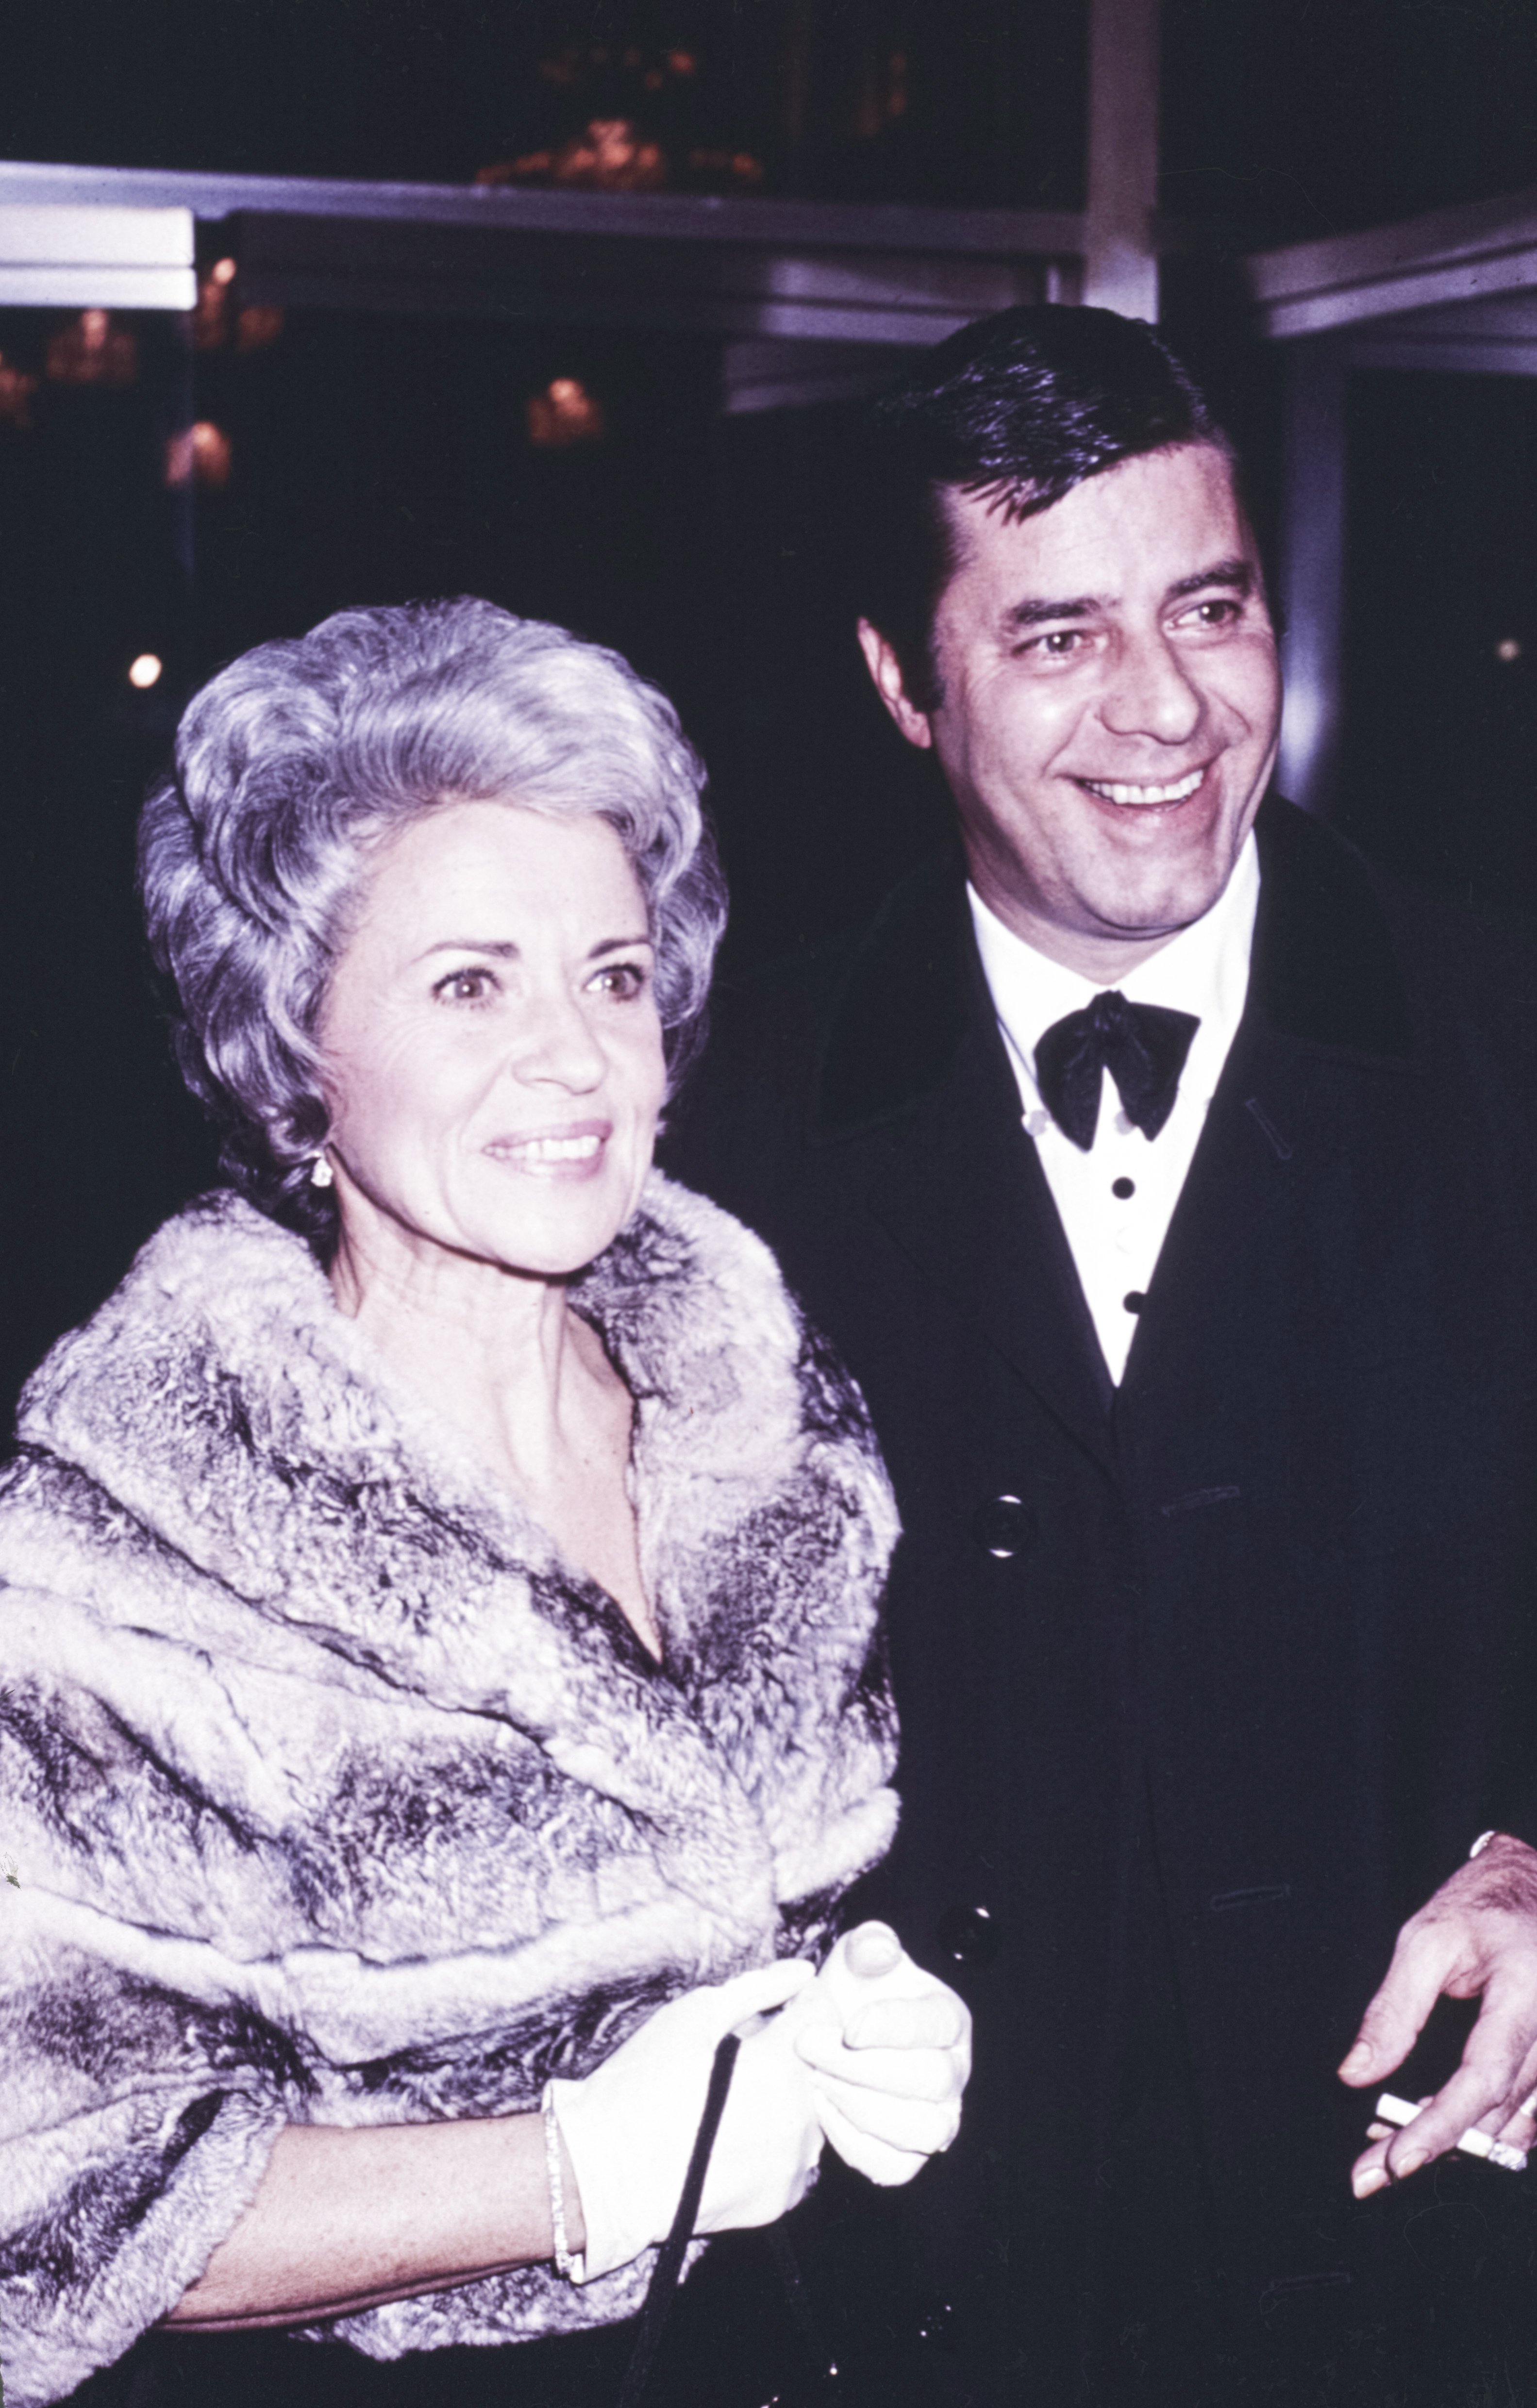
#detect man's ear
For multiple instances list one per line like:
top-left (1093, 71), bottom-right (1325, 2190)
top-left (856, 619), bottom-right (934, 751)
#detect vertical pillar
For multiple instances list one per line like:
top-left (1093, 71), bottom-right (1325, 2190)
top-left (1083, 0), bottom-right (1160, 322)
top-left (1277, 339), bottom-right (1349, 815)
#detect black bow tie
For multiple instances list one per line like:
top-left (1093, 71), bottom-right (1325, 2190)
top-left (1034, 992), bottom-right (1200, 1152)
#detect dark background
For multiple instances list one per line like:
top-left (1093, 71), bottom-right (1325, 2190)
top-left (3, 0), bottom-right (1537, 1410)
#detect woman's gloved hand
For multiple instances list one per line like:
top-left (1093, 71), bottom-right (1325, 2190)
top-left (547, 1958), bottom-right (823, 2281)
top-left (779, 1922), bottom-right (972, 2186)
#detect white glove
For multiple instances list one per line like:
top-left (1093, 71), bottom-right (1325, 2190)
top-left (779, 1922), bottom-right (972, 2186)
top-left (548, 1958), bottom-right (824, 2281)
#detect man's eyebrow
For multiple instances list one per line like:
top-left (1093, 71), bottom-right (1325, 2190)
top-left (1167, 557), bottom-right (1255, 601)
top-left (1003, 593), bottom-right (1102, 629)
top-left (1002, 558), bottom-right (1257, 631)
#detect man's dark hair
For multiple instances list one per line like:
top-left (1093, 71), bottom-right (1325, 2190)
top-left (858, 304), bottom-right (1234, 712)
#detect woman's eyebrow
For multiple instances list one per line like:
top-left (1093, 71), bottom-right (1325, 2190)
top-left (414, 934), bottom-right (651, 962)
top-left (586, 933), bottom-right (652, 958)
top-left (419, 938), bottom-right (520, 958)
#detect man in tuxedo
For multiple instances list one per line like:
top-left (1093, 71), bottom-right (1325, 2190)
top-left (667, 305), bottom-right (1537, 2404)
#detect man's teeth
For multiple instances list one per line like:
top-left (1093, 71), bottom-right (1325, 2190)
top-left (506, 1134), bottom-right (601, 1162)
top-left (1083, 769), bottom-right (1205, 806)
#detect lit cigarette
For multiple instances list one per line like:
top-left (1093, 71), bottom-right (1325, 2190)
top-left (1374, 2092), bottom-right (1528, 2174)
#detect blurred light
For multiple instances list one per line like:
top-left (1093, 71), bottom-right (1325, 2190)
top-left (476, 155), bottom-right (545, 185)
top-left (191, 270), bottom-right (229, 350)
top-left (482, 117), bottom-right (668, 191)
top-left (527, 377), bottom-right (605, 448)
top-left (166, 420), bottom-right (233, 490)
top-left (687, 147), bottom-right (765, 186)
top-left (235, 303), bottom-right (284, 353)
top-left (46, 309), bottom-right (137, 387)
top-left (128, 653), bottom-right (163, 690)
top-left (558, 118), bottom-right (667, 190)
top-left (0, 354), bottom-right (38, 431)
top-left (667, 50), bottom-right (698, 75)
top-left (1497, 637), bottom-right (1523, 663)
top-left (191, 263), bottom-right (282, 355)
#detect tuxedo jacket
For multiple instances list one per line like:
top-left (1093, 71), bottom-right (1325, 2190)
top-left (666, 796), bottom-right (1537, 2394)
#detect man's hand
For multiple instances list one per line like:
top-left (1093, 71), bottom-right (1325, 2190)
top-left (1339, 1833), bottom-right (1537, 2197)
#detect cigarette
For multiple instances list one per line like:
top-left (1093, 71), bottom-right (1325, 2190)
top-left (1374, 2092), bottom-right (1528, 2174)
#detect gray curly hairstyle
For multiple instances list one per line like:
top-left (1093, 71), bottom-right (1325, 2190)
top-left (139, 597), bottom-right (727, 1241)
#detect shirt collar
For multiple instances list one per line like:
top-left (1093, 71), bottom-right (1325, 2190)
top-left (968, 832), bottom-right (1261, 1098)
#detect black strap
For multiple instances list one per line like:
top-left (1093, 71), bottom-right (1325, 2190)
top-left (767, 2223), bottom-right (841, 2391)
top-left (615, 2031), bottom-right (742, 2408)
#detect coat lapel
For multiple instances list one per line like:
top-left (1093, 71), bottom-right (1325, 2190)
top-left (812, 855), bottom-right (1116, 1467)
top-left (807, 800), bottom-right (1418, 1455)
top-left (1118, 796), bottom-right (1420, 1406)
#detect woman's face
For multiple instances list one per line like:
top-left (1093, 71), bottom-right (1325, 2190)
top-left (317, 799), bottom-right (667, 1282)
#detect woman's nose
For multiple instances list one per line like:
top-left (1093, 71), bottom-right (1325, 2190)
top-left (509, 989), bottom-right (606, 1090)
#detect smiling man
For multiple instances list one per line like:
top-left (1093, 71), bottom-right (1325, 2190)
top-left (668, 308), bottom-right (1537, 2405)
top-left (864, 442), bottom-right (1279, 974)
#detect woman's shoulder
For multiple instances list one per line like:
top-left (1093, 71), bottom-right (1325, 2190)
top-left (587, 1170), bottom-right (812, 1384)
top-left (585, 1171), bottom-right (895, 1513)
top-left (10, 1190), bottom-right (333, 1463)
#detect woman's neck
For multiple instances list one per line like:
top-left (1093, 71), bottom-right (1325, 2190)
top-left (327, 1187), bottom-right (660, 1659)
top-left (329, 1197), bottom-right (582, 1491)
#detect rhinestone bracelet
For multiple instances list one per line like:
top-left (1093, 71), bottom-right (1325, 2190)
top-left (541, 2083), bottom-right (585, 2283)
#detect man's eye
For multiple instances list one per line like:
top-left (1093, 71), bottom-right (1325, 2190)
top-left (1179, 598), bottom-right (1242, 631)
top-left (1027, 628), bottom-right (1086, 659)
top-left (435, 967), bottom-right (496, 1003)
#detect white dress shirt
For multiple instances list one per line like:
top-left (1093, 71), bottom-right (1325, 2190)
top-left (969, 835), bottom-right (1260, 1385)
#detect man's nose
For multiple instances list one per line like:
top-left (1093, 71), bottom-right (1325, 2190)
top-left (510, 989), bottom-right (606, 1090)
top-left (1098, 631), bottom-right (1203, 745)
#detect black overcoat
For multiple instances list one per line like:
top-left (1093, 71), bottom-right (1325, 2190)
top-left (666, 797), bottom-right (1537, 2405)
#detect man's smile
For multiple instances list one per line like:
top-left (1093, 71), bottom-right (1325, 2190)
top-left (1076, 767), bottom-right (1209, 808)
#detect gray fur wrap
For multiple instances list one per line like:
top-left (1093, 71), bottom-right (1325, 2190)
top-left (0, 1175), bottom-right (899, 2405)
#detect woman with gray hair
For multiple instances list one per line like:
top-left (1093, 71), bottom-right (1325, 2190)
top-left (0, 598), bottom-right (969, 2408)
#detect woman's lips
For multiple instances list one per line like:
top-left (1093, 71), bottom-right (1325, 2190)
top-left (481, 1121), bottom-right (613, 1176)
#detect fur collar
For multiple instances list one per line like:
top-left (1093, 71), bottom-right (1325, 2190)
top-left (0, 1175), bottom-right (898, 2395)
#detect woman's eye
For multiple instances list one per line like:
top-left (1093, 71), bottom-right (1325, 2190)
top-left (434, 967), bottom-right (497, 1003)
top-left (590, 960), bottom-right (649, 1000)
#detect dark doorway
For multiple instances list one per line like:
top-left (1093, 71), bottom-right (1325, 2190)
top-left (1337, 369), bottom-right (1537, 917)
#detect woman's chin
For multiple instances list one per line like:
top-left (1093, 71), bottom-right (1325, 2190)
top-left (446, 1188), bottom-right (640, 1282)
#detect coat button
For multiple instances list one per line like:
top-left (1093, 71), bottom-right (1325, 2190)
top-left (936, 1902), bottom-right (1000, 1967)
top-left (972, 1494), bottom-right (1036, 1558)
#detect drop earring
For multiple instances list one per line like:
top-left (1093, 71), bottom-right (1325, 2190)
top-left (310, 1153), bottom-right (334, 1190)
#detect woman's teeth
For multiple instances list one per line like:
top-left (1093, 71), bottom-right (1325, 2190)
top-left (1082, 769), bottom-right (1206, 806)
top-left (504, 1134), bottom-right (601, 1163)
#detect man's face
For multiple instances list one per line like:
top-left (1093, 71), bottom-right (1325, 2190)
top-left (860, 442), bottom-right (1282, 979)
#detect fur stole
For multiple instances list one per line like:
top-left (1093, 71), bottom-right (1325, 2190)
top-left (0, 1175), bottom-right (899, 2404)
